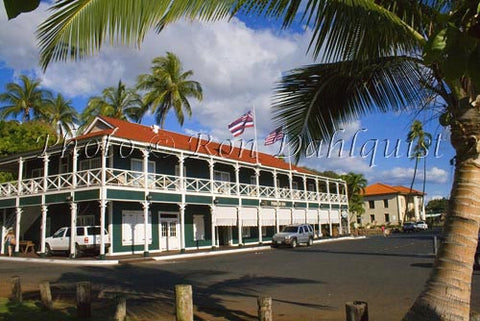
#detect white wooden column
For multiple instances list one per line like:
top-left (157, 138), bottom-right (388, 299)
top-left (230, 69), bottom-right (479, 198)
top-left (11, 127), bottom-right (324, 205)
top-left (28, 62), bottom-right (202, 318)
top-left (336, 182), bottom-right (342, 234)
top-left (210, 205), bottom-right (216, 248)
top-left (107, 202), bottom-right (113, 255)
top-left (14, 157), bottom-right (24, 254)
top-left (327, 180), bottom-right (332, 236)
top-left (99, 137), bottom-right (108, 258)
top-left (40, 153), bottom-right (49, 255)
top-left (69, 200), bottom-right (77, 258)
top-left (178, 153), bottom-right (186, 252)
top-left (40, 205), bottom-right (48, 255)
top-left (142, 200), bottom-right (150, 256)
top-left (235, 164), bottom-right (242, 246)
top-left (142, 149), bottom-right (150, 256)
top-left (0, 209), bottom-right (6, 254)
top-left (14, 207), bottom-right (22, 254)
top-left (255, 168), bottom-right (262, 244)
top-left (303, 175), bottom-right (308, 223)
top-left (273, 170), bottom-right (279, 233)
top-left (209, 159), bottom-right (216, 248)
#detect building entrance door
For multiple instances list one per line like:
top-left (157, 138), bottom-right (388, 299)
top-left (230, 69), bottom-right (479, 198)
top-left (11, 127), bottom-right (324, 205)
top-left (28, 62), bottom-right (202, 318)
top-left (160, 215), bottom-right (179, 251)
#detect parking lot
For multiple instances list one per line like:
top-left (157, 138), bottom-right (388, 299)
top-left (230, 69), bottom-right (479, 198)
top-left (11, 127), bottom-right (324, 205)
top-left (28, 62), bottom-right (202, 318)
top-left (1, 230), bottom-right (479, 320)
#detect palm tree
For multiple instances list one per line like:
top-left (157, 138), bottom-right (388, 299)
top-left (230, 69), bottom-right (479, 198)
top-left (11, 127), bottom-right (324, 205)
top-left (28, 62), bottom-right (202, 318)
top-left (36, 1), bottom-right (480, 320)
top-left (137, 52), bottom-right (203, 128)
top-left (406, 120), bottom-right (432, 221)
top-left (81, 80), bottom-right (143, 125)
top-left (340, 172), bottom-right (367, 222)
top-left (0, 75), bottom-right (48, 122)
top-left (43, 93), bottom-right (79, 138)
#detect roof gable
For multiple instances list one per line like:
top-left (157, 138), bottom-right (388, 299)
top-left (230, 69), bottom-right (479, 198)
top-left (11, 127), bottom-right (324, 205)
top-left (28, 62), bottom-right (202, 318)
top-left (363, 182), bottom-right (424, 196)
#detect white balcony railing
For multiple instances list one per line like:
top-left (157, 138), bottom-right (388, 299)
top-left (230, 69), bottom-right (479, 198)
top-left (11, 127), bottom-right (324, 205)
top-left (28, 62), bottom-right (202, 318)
top-left (0, 167), bottom-right (348, 204)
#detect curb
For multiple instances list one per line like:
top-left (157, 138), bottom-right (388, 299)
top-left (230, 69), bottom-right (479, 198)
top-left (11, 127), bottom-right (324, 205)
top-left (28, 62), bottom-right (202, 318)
top-left (0, 256), bottom-right (119, 266)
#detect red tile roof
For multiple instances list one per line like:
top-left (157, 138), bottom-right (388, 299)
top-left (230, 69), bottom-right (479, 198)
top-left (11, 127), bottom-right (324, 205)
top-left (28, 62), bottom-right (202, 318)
top-left (75, 116), bottom-right (311, 174)
top-left (362, 182), bottom-right (424, 196)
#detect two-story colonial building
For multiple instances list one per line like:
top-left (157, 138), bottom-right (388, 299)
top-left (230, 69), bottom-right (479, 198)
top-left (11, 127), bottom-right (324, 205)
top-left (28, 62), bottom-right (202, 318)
top-left (0, 117), bottom-right (349, 258)
top-left (360, 182), bottom-right (425, 226)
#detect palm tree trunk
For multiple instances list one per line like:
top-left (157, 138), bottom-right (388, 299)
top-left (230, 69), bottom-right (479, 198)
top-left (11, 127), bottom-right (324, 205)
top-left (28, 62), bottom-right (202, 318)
top-left (404, 105), bottom-right (480, 321)
top-left (407, 157), bottom-right (419, 221)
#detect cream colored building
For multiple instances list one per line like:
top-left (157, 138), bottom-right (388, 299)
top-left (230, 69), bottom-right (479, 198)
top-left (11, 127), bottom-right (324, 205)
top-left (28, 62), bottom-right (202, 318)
top-left (360, 183), bottom-right (425, 226)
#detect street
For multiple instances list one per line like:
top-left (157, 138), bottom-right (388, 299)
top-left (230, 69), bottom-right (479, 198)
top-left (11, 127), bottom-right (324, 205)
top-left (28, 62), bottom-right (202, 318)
top-left (1, 232), bottom-right (479, 320)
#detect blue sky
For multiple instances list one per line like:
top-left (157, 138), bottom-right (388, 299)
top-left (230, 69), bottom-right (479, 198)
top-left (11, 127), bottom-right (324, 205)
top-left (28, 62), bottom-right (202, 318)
top-left (0, 3), bottom-right (455, 200)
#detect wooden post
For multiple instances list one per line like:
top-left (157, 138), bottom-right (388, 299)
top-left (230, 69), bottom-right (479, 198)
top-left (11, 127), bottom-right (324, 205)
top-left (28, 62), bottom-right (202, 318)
top-left (257, 296), bottom-right (273, 321)
top-left (39, 281), bottom-right (53, 310)
top-left (114, 295), bottom-right (127, 321)
top-left (345, 301), bottom-right (368, 321)
top-left (76, 282), bottom-right (91, 318)
top-left (11, 276), bottom-right (22, 303)
top-left (175, 284), bottom-right (193, 321)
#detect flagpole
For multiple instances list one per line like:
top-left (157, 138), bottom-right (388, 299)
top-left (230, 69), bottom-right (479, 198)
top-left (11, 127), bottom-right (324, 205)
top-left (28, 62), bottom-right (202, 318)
top-left (252, 104), bottom-right (259, 164)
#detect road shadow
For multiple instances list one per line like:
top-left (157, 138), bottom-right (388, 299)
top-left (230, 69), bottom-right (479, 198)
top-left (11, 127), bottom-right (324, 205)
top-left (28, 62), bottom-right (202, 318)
top-left (45, 264), bottom-right (331, 321)
top-left (306, 249), bottom-right (435, 259)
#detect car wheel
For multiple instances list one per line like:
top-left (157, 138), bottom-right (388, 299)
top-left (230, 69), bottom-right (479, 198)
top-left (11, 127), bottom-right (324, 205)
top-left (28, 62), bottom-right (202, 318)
top-left (45, 243), bottom-right (52, 256)
top-left (307, 237), bottom-right (313, 247)
top-left (291, 238), bottom-right (297, 248)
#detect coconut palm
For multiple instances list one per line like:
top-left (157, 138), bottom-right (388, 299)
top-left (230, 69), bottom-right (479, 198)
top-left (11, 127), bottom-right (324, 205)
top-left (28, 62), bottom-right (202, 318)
top-left (0, 75), bottom-right (48, 122)
top-left (81, 80), bottom-right (143, 125)
top-left (340, 172), bottom-right (367, 221)
top-left (36, 1), bottom-right (480, 320)
top-left (406, 120), bottom-right (432, 220)
top-left (43, 93), bottom-right (78, 138)
top-left (137, 52), bottom-right (203, 128)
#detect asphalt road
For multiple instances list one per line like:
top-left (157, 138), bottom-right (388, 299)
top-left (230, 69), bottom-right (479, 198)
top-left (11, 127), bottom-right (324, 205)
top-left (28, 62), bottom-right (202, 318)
top-left (1, 231), bottom-right (479, 321)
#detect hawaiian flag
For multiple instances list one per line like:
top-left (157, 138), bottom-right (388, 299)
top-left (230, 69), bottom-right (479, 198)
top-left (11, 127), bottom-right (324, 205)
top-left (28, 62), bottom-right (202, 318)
top-left (264, 127), bottom-right (284, 146)
top-left (228, 111), bottom-right (254, 137)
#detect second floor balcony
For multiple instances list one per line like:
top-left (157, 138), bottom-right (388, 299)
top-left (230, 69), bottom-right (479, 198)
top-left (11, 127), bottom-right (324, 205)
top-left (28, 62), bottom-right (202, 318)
top-left (0, 167), bottom-right (348, 204)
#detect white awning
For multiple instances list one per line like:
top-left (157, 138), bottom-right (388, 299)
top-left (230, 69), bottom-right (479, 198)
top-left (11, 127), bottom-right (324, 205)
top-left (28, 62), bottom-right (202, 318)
top-left (215, 206), bottom-right (237, 226)
top-left (330, 210), bottom-right (340, 224)
top-left (307, 209), bottom-right (318, 224)
top-left (260, 208), bottom-right (276, 226)
top-left (319, 210), bottom-right (330, 224)
top-left (241, 207), bottom-right (258, 227)
top-left (277, 209), bottom-right (291, 225)
top-left (292, 209), bottom-right (306, 224)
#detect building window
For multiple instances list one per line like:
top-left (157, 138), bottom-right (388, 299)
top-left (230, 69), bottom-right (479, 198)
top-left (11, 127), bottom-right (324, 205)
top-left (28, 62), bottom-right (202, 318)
top-left (384, 213), bottom-right (390, 223)
top-left (131, 158), bottom-right (156, 173)
top-left (214, 170), bottom-right (230, 182)
top-left (79, 157), bottom-right (101, 171)
top-left (250, 175), bottom-right (256, 185)
top-left (262, 226), bottom-right (268, 237)
top-left (31, 168), bottom-right (44, 178)
top-left (369, 200), bottom-right (375, 209)
top-left (356, 216), bottom-right (362, 224)
top-left (308, 183), bottom-right (315, 191)
top-left (383, 199), bottom-right (389, 208)
top-left (292, 181), bottom-right (299, 189)
top-left (242, 227), bottom-right (251, 238)
top-left (193, 215), bottom-right (205, 241)
top-left (175, 164), bottom-right (187, 177)
top-left (370, 214), bottom-right (375, 223)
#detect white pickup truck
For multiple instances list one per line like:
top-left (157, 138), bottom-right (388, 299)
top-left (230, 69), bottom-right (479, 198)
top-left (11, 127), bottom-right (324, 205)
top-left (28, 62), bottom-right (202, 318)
top-left (45, 226), bottom-right (110, 255)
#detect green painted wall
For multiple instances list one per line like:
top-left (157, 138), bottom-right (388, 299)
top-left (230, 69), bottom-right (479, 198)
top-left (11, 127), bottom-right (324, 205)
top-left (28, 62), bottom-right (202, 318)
top-left (45, 192), bottom-right (71, 204)
top-left (75, 189), bottom-right (100, 202)
top-left (242, 199), bottom-right (259, 206)
top-left (309, 203), bottom-right (319, 208)
top-left (19, 196), bottom-right (41, 206)
top-left (186, 195), bottom-right (212, 204)
top-left (150, 192), bottom-right (181, 203)
top-left (0, 198), bottom-right (15, 209)
top-left (217, 197), bottom-right (239, 205)
top-left (184, 204), bottom-right (212, 248)
top-left (112, 201), bottom-right (160, 253)
top-left (107, 189), bottom-right (144, 201)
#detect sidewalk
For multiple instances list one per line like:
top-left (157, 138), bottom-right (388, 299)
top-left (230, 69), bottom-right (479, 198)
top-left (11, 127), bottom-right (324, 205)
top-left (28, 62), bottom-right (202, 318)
top-left (0, 236), bottom-right (365, 266)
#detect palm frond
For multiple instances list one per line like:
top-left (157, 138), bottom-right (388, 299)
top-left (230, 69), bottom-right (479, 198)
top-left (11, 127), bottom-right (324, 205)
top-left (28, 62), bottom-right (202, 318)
top-left (272, 56), bottom-right (433, 161)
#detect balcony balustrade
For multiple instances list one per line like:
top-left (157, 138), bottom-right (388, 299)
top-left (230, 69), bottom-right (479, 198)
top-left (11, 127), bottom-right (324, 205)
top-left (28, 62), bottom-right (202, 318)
top-left (0, 167), bottom-right (348, 204)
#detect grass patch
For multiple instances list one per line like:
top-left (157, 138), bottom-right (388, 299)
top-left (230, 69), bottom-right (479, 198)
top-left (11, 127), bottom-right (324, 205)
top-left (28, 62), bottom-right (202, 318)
top-left (0, 297), bottom-right (117, 321)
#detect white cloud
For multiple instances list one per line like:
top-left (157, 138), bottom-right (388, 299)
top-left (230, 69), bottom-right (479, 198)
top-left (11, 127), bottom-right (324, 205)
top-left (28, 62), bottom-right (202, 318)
top-left (368, 166), bottom-right (449, 186)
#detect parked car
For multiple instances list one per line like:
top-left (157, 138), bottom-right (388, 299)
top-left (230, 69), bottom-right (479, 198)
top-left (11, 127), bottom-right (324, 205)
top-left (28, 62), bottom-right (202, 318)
top-left (45, 226), bottom-right (110, 256)
top-left (402, 222), bottom-right (416, 233)
top-left (414, 221), bottom-right (428, 230)
top-left (272, 224), bottom-right (314, 248)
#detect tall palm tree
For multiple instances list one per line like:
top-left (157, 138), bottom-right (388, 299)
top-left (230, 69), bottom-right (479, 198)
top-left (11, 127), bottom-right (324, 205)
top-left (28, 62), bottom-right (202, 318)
top-left (406, 120), bottom-right (432, 221)
top-left (36, 1), bottom-right (480, 320)
top-left (137, 52), bottom-right (203, 128)
top-left (0, 75), bottom-right (48, 122)
top-left (43, 93), bottom-right (79, 138)
top-left (81, 80), bottom-right (143, 126)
